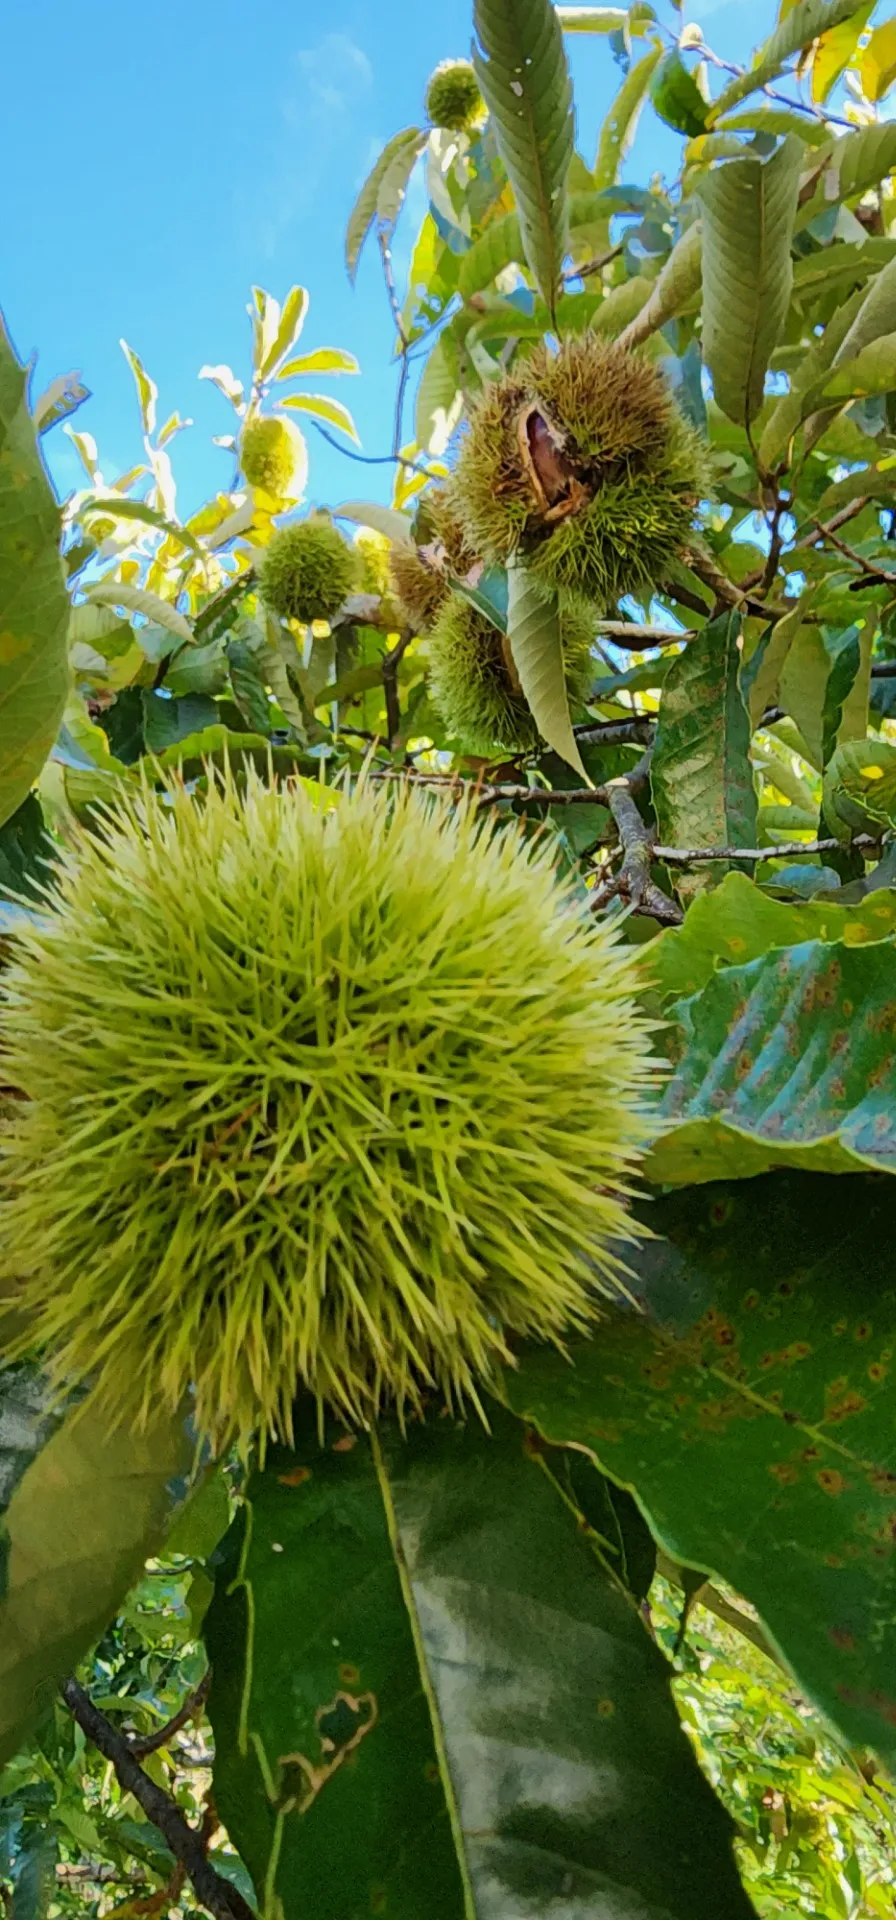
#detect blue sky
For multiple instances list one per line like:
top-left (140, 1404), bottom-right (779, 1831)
top-left (4, 0), bottom-right (779, 520)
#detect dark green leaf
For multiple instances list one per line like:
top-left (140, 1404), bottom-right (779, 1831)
top-left (10, 1829), bottom-right (57, 1920)
top-left (207, 1402), bottom-right (754, 1918)
top-left (651, 611), bottom-right (757, 888)
top-left (473, 0), bottom-right (575, 320)
top-left (205, 1410), bottom-right (467, 1920)
top-left (507, 1171), bottom-right (896, 1766)
top-left (0, 795), bottom-right (53, 903)
top-left (821, 626), bottom-right (862, 764)
top-left (141, 691), bottom-right (219, 754)
top-left (696, 139), bottom-right (802, 426)
top-left (649, 50), bottom-right (709, 138)
top-left (103, 688), bottom-right (145, 765)
top-left (0, 311), bottom-right (69, 831)
top-left (227, 640), bottom-right (274, 734)
top-left (650, 934), bottom-right (896, 1181)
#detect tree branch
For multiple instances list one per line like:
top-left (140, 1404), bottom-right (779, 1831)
top-left (382, 629), bottom-right (414, 749)
top-left (574, 717), bottom-right (655, 749)
top-left (812, 518), bottom-right (896, 587)
top-left (378, 224), bottom-right (412, 464)
top-left (791, 497), bottom-right (868, 551)
top-left (129, 1672), bottom-right (211, 1758)
top-left (563, 241), bottom-right (625, 284)
top-left (60, 1678), bottom-right (253, 1920)
top-left (654, 833), bottom-right (881, 865)
top-left (599, 780), bottom-right (684, 924)
top-left (311, 422), bottom-right (438, 482)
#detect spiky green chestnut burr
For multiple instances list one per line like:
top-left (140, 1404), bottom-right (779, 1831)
top-left (258, 516), bottom-right (356, 624)
top-left (448, 336), bottom-right (711, 609)
top-left (428, 591), bottom-right (595, 753)
top-left (388, 490), bottom-right (481, 633)
top-left (425, 60), bottom-right (484, 132)
top-left (0, 772), bottom-right (654, 1449)
top-left (239, 415), bottom-right (306, 498)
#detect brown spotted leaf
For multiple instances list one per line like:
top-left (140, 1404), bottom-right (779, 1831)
top-left (507, 1171), bottom-right (896, 1766)
top-left (646, 935), bottom-right (896, 1185)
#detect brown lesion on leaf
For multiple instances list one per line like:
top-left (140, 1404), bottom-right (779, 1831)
top-left (278, 1690), bottom-right (378, 1815)
top-left (825, 1388), bottom-right (867, 1423)
top-left (769, 1461), bottom-right (800, 1485)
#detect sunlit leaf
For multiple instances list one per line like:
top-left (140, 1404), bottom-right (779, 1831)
top-left (345, 129), bottom-right (426, 282)
top-left (335, 501), bottom-right (414, 544)
top-left (259, 285), bottom-right (309, 379)
top-left (861, 14), bottom-right (896, 98)
top-left (31, 372), bottom-right (90, 436)
top-left (594, 45), bottom-right (662, 185)
top-left (279, 392), bottom-right (361, 445)
top-left (277, 347), bottom-right (359, 378)
top-left (809, 0), bottom-right (873, 100)
top-left (85, 581), bottom-right (193, 648)
top-left (119, 339), bottom-right (157, 439)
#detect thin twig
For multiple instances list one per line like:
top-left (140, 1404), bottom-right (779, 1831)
top-left (654, 833), bottom-right (881, 865)
top-left (791, 498), bottom-right (868, 552)
top-left (311, 421), bottom-right (438, 482)
top-left (563, 242), bottom-right (626, 284)
top-left (381, 630), bottom-right (414, 749)
top-left (129, 1673), bottom-right (211, 1758)
top-left (664, 579), bottom-right (712, 619)
top-left (692, 33), bottom-right (855, 128)
top-left (812, 518), bottom-right (896, 586)
top-left (378, 224), bottom-right (412, 463)
top-left (60, 1679), bottom-right (253, 1920)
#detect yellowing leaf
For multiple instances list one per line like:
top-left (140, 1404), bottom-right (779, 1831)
top-left (861, 14), bottom-right (896, 98)
top-left (810, 0), bottom-right (873, 100)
